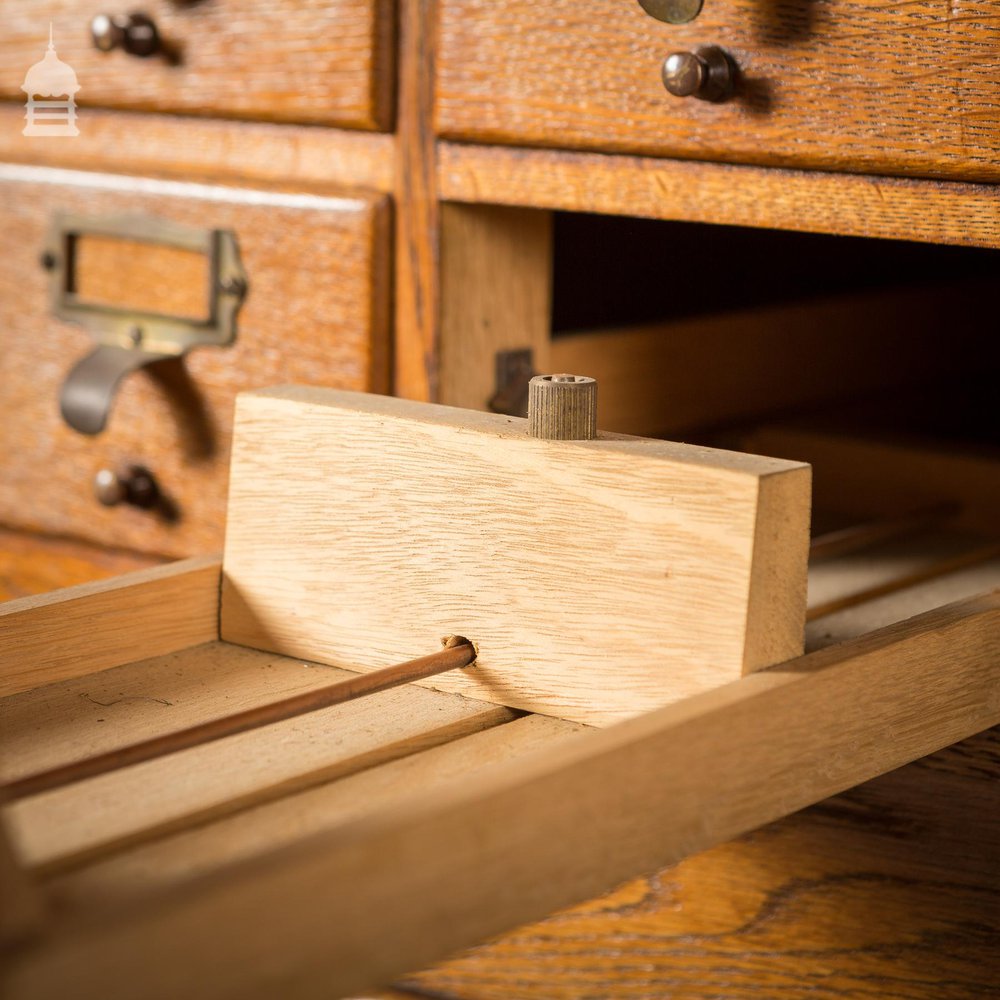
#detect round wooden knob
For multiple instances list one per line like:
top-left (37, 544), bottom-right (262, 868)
top-left (662, 46), bottom-right (735, 102)
top-left (527, 374), bottom-right (598, 440)
top-left (91, 12), bottom-right (161, 57)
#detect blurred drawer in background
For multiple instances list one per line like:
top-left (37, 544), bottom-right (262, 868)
top-left (0, 164), bottom-right (390, 558)
top-left (1, 0), bottom-right (394, 130)
top-left (436, 0), bottom-right (1000, 182)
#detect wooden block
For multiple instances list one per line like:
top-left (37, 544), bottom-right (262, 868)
top-left (0, 555), bottom-right (220, 699)
top-left (221, 387), bottom-right (810, 725)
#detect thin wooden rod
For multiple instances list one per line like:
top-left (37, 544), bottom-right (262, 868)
top-left (0, 640), bottom-right (477, 803)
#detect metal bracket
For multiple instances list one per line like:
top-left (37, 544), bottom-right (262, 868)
top-left (488, 348), bottom-right (536, 418)
top-left (45, 212), bottom-right (247, 435)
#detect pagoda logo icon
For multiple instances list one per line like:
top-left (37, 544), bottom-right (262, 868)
top-left (22, 25), bottom-right (80, 137)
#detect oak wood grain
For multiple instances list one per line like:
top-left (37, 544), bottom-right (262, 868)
top-left (2, 0), bottom-right (394, 130)
top-left (394, 0), bottom-right (442, 401)
top-left (0, 165), bottom-right (390, 557)
top-left (8, 590), bottom-right (1000, 1000)
top-left (439, 204), bottom-right (552, 410)
top-left (0, 555), bottom-right (219, 699)
top-left (404, 725), bottom-right (1000, 1000)
top-left (436, 0), bottom-right (1000, 182)
top-left (0, 106), bottom-right (396, 191)
top-left (3, 643), bottom-right (515, 873)
top-left (439, 143), bottom-right (1000, 249)
top-left (220, 387), bottom-right (810, 725)
top-left (41, 714), bottom-right (584, 910)
top-left (0, 527), bottom-right (158, 602)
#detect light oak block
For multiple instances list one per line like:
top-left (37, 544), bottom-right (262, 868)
top-left (0, 556), bottom-right (219, 699)
top-left (220, 387), bottom-right (811, 725)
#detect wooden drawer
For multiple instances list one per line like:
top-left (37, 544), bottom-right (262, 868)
top-left (436, 0), bottom-right (1000, 182)
top-left (2, 388), bottom-right (999, 999)
top-left (0, 1), bottom-right (393, 130)
top-left (0, 165), bottom-right (389, 557)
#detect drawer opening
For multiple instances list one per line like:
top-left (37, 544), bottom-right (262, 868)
top-left (440, 202), bottom-right (1000, 548)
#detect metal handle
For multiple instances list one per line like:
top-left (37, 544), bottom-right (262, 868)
top-left (639, 0), bottom-right (704, 25)
top-left (90, 12), bottom-right (161, 57)
top-left (661, 46), bottom-right (736, 102)
top-left (44, 212), bottom-right (247, 436)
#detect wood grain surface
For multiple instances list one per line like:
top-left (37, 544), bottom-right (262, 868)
top-left (37, 717), bottom-right (582, 908)
top-left (393, 0), bottom-right (442, 401)
top-left (439, 204), bottom-right (552, 410)
top-left (8, 590), bottom-right (999, 1000)
top-left (220, 387), bottom-right (810, 725)
top-left (0, 164), bottom-right (390, 557)
top-left (0, 526), bottom-right (157, 601)
top-left (436, 0), bottom-right (1000, 182)
top-left (2, 0), bottom-right (394, 130)
top-left (0, 106), bottom-right (396, 191)
top-left (403, 725), bottom-right (1000, 1000)
top-left (3, 643), bottom-right (516, 872)
top-left (0, 555), bottom-right (219, 699)
top-left (439, 143), bottom-right (1000, 250)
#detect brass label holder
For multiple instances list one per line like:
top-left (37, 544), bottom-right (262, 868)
top-left (46, 212), bottom-right (247, 435)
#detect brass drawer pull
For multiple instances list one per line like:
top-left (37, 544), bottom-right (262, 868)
top-left (661, 46), bottom-right (736, 102)
top-left (44, 212), bottom-right (247, 436)
top-left (90, 11), bottom-right (162, 58)
top-left (639, 0), bottom-right (704, 25)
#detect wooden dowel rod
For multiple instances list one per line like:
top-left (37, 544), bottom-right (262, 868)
top-left (0, 639), bottom-right (477, 803)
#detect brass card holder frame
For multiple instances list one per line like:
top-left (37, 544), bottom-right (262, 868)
top-left (46, 212), bottom-right (247, 435)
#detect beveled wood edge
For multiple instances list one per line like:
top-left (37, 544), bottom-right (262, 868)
top-left (9, 589), bottom-right (1000, 999)
top-left (0, 106), bottom-right (396, 193)
top-left (437, 142), bottom-right (1000, 249)
top-left (0, 555), bottom-right (221, 699)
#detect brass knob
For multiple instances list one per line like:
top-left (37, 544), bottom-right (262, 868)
top-left (91, 12), bottom-right (161, 57)
top-left (527, 374), bottom-right (598, 441)
top-left (639, 0), bottom-right (704, 25)
top-left (93, 466), bottom-right (160, 508)
top-left (661, 46), bottom-right (735, 102)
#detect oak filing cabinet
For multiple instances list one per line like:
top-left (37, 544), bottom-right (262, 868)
top-left (1, 0), bottom-right (999, 997)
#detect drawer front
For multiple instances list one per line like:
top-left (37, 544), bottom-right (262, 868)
top-left (436, 0), bottom-right (1000, 182)
top-left (1, 1), bottom-right (392, 130)
top-left (0, 165), bottom-right (389, 557)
